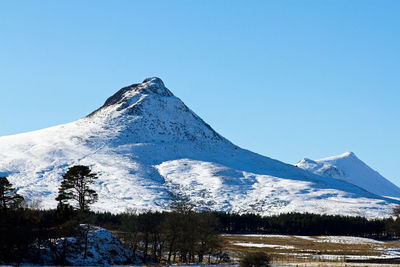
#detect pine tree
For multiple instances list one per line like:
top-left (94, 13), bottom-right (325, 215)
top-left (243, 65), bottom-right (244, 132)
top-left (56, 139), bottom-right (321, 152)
top-left (0, 176), bottom-right (24, 211)
top-left (387, 205), bottom-right (400, 235)
top-left (56, 165), bottom-right (98, 212)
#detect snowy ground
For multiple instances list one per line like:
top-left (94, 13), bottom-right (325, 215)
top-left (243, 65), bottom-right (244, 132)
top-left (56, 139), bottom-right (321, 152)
top-left (233, 242), bottom-right (295, 249)
top-left (25, 225), bottom-right (134, 265)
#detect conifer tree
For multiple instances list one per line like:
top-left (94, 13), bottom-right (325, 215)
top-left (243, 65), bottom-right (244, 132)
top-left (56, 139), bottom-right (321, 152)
top-left (0, 176), bottom-right (24, 211)
top-left (56, 165), bottom-right (98, 212)
top-left (388, 205), bottom-right (400, 235)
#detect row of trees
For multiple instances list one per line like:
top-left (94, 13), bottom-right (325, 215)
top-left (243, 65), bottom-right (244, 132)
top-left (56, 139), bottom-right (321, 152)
top-left (215, 212), bottom-right (388, 237)
top-left (119, 204), bottom-right (223, 264)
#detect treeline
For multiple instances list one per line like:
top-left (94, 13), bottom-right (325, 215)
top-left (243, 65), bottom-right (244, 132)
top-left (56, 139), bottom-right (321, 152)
top-left (84, 211), bottom-right (391, 238)
top-left (67, 210), bottom-right (391, 238)
top-left (215, 212), bottom-right (389, 238)
top-left (0, 203), bottom-right (225, 265)
top-left (1, 206), bottom-right (399, 264)
top-left (89, 211), bottom-right (390, 238)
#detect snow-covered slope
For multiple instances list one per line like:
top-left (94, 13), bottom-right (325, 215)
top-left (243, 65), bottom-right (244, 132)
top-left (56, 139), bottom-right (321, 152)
top-left (26, 225), bottom-right (133, 265)
top-left (0, 78), bottom-right (397, 218)
top-left (296, 152), bottom-right (400, 199)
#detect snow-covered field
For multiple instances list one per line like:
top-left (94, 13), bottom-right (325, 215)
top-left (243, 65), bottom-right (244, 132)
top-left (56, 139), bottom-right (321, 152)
top-left (233, 243), bottom-right (295, 249)
top-left (315, 236), bottom-right (384, 244)
top-left (230, 234), bottom-right (384, 244)
top-left (0, 77), bottom-right (398, 217)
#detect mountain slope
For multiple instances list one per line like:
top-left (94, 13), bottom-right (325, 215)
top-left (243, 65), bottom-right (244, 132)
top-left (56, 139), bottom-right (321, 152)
top-left (296, 152), bottom-right (400, 199)
top-left (0, 78), bottom-right (397, 218)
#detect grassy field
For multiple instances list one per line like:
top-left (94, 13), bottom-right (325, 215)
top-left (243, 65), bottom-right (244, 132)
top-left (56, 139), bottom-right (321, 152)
top-left (221, 234), bottom-right (400, 266)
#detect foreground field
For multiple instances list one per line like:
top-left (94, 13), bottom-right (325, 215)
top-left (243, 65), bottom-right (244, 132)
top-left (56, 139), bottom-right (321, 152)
top-left (221, 234), bottom-right (400, 266)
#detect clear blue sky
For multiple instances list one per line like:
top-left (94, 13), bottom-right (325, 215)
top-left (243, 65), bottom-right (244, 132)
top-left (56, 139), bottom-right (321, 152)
top-left (1, 1), bottom-right (399, 185)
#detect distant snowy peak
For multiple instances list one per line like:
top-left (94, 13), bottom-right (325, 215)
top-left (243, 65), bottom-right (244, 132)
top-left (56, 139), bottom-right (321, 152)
top-left (296, 158), bottom-right (346, 179)
top-left (296, 152), bottom-right (400, 198)
top-left (318, 151), bottom-right (358, 162)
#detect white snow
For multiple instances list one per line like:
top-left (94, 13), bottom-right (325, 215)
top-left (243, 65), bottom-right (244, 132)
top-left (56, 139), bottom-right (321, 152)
top-left (240, 234), bottom-right (291, 238)
top-left (233, 242), bottom-right (295, 249)
top-left (294, 236), bottom-right (315, 241)
top-left (26, 225), bottom-right (132, 265)
top-left (0, 77), bottom-right (398, 217)
top-left (315, 236), bottom-right (383, 244)
top-left (381, 247), bottom-right (400, 258)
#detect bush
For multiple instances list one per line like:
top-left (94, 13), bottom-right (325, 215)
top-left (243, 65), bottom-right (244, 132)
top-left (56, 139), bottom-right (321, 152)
top-left (240, 252), bottom-right (270, 267)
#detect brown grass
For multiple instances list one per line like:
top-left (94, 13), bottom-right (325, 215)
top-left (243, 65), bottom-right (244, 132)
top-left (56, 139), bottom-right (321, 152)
top-left (221, 234), bottom-right (400, 266)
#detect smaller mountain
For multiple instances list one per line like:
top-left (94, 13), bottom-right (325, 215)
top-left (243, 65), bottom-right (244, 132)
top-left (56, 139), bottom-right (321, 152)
top-left (296, 152), bottom-right (400, 199)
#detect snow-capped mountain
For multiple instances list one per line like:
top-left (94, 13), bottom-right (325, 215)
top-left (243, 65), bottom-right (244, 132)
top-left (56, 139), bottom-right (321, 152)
top-left (296, 152), bottom-right (400, 199)
top-left (0, 77), bottom-right (397, 218)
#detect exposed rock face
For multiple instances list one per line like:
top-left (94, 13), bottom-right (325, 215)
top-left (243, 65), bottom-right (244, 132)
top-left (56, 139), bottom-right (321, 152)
top-left (89, 77), bottom-right (174, 116)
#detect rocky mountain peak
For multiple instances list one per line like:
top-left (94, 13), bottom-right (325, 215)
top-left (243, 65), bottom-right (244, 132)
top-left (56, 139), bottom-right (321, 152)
top-left (87, 77), bottom-right (173, 117)
top-left (298, 158), bottom-right (317, 165)
top-left (141, 77), bottom-right (170, 95)
top-left (341, 151), bottom-right (358, 160)
top-left (85, 77), bottom-right (225, 144)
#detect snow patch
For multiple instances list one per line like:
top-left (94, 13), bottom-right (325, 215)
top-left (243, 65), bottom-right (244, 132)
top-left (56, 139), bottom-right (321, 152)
top-left (233, 242), bottom-right (295, 249)
top-left (26, 225), bottom-right (133, 265)
top-left (315, 236), bottom-right (383, 244)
